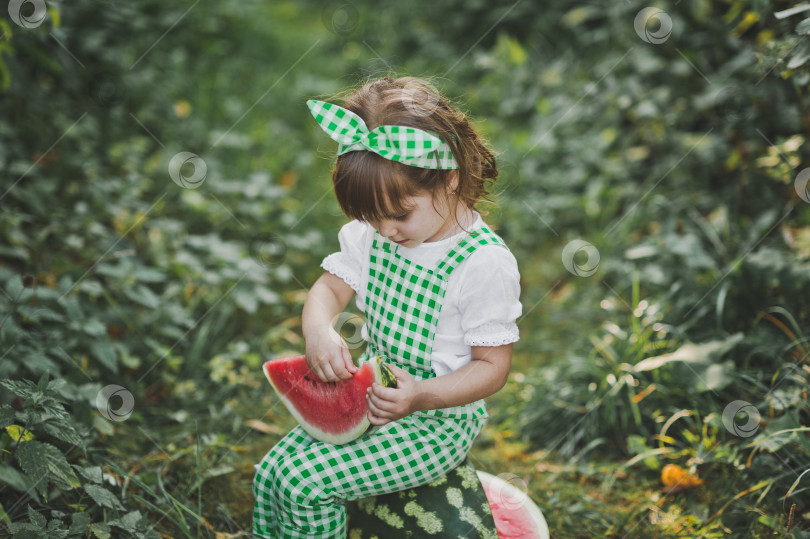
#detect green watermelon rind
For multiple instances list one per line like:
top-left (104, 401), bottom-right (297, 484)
top-left (476, 471), bottom-right (549, 539)
top-left (346, 457), bottom-right (500, 538)
top-left (378, 358), bottom-right (398, 388)
top-left (263, 355), bottom-right (386, 445)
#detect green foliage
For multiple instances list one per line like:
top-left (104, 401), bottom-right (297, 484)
top-left (2, 0), bottom-right (809, 536)
top-left (0, 0), bottom-right (324, 534)
top-left (348, 0), bottom-right (808, 535)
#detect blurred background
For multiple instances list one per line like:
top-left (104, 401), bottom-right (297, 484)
top-left (1, 0), bottom-right (809, 536)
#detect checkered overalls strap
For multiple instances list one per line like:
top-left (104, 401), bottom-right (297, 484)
top-left (363, 224), bottom-right (507, 379)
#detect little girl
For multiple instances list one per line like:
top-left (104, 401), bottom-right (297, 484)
top-left (253, 76), bottom-right (522, 538)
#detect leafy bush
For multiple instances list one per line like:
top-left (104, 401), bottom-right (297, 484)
top-left (2, 0), bottom-right (809, 536)
top-left (1, 0), bottom-right (331, 535)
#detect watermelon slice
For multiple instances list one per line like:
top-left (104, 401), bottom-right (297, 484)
top-left (262, 355), bottom-right (395, 445)
top-left (477, 471), bottom-right (549, 539)
top-left (345, 458), bottom-right (550, 538)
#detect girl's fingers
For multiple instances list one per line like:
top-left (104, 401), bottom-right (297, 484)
top-left (367, 412), bottom-right (389, 426)
top-left (328, 351), bottom-right (353, 380)
top-left (332, 354), bottom-right (354, 381)
top-left (342, 347), bottom-right (358, 374)
top-left (366, 390), bottom-right (395, 413)
top-left (387, 364), bottom-right (412, 381)
top-left (368, 408), bottom-right (392, 425)
top-left (369, 382), bottom-right (397, 399)
top-left (319, 362), bottom-right (339, 382)
top-left (312, 355), bottom-right (356, 381)
top-left (336, 361), bottom-right (356, 380)
top-left (365, 397), bottom-right (390, 418)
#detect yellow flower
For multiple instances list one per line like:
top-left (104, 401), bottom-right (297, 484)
top-left (661, 464), bottom-right (703, 493)
top-left (174, 100), bottom-right (191, 118)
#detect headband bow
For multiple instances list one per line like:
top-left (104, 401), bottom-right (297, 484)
top-left (307, 99), bottom-right (458, 170)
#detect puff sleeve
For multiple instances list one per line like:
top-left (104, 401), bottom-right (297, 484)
top-left (456, 245), bottom-right (522, 347)
top-left (319, 220), bottom-right (371, 294)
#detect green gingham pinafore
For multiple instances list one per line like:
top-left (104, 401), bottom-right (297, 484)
top-left (253, 224), bottom-right (507, 538)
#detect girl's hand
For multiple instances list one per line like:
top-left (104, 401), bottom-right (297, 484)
top-left (366, 364), bottom-right (421, 426)
top-left (305, 328), bottom-right (358, 382)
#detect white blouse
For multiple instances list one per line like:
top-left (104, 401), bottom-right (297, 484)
top-left (320, 214), bottom-right (522, 376)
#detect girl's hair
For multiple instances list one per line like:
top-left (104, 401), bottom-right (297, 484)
top-left (329, 76), bottom-right (497, 223)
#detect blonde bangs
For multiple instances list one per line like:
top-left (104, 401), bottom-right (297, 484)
top-left (332, 151), bottom-right (423, 222)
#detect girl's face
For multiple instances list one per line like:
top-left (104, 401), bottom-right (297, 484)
top-left (368, 188), bottom-right (465, 248)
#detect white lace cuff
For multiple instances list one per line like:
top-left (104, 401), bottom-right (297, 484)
top-left (321, 253), bottom-right (362, 294)
top-left (464, 322), bottom-right (520, 347)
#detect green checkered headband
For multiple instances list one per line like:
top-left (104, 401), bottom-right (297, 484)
top-left (307, 99), bottom-right (459, 170)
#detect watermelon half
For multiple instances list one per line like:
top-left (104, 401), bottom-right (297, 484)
top-left (345, 458), bottom-right (549, 538)
top-left (262, 355), bottom-right (394, 445)
top-left (477, 471), bottom-right (549, 539)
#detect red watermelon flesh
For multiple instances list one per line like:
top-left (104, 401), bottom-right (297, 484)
top-left (477, 471), bottom-right (550, 539)
top-left (262, 355), bottom-right (382, 445)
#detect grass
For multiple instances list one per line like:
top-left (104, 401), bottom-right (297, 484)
top-left (101, 326), bottom-right (806, 538)
top-left (81, 227), bottom-right (807, 538)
